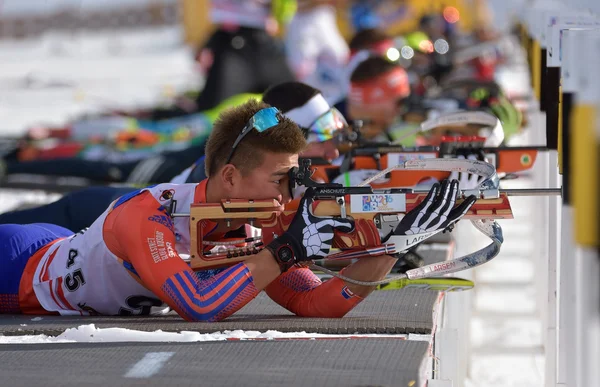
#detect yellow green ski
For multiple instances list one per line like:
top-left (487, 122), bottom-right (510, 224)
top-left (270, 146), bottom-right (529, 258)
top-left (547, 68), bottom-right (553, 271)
top-left (315, 272), bottom-right (474, 292)
top-left (375, 277), bottom-right (474, 292)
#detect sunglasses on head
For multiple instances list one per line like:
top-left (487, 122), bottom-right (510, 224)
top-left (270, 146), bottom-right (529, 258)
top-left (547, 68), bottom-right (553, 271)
top-left (225, 107), bottom-right (283, 165)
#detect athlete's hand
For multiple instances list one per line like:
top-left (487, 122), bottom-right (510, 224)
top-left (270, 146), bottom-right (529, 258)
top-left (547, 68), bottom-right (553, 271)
top-left (266, 188), bottom-right (354, 272)
top-left (383, 179), bottom-right (476, 252)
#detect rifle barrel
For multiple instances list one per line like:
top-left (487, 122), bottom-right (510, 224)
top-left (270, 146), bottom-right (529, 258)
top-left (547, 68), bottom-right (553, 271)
top-left (501, 188), bottom-right (562, 196)
top-left (480, 146), bottom-right (549, 152)
top-left (351, 146), bottom-right (549, 156)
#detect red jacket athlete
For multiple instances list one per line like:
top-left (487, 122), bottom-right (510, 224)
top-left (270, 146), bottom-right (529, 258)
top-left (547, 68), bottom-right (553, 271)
top-left (0, 100), bottom-right (472, 321)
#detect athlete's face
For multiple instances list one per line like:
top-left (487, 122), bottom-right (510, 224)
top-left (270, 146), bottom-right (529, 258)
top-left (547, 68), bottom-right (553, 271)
top-left (348, 100), bottom-right (403, 136)
top-left (231, 151), bottom-right (299, 212)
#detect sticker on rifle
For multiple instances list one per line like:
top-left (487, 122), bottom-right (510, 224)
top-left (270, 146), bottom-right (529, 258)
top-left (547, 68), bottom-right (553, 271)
top-left (351, 194), bottom-right (406, 213)
top-left (387, 152), bottom-right (437, 167)
top-left (520, 154), bottom-right (532, 167)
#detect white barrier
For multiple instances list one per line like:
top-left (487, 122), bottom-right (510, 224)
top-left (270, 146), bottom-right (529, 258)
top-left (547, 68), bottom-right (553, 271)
top-left (520, 4), bottom-right (600, 386)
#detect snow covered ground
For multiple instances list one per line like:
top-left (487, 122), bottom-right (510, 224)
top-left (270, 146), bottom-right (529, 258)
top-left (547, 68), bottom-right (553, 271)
top-left (0, 21), bottom-right (548, 387)
top-left (0, 323), bottom-right (430, 344)
top-left (0, 0), bottom-right (177, 17)
top-left (0, 26), bottom-right (199, 137)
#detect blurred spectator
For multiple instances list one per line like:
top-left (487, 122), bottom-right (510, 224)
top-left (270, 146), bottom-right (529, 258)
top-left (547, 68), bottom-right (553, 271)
top-left (151, 0), bottom-right (295, 119)
top-left (285, 0), bottom-right (349, 105)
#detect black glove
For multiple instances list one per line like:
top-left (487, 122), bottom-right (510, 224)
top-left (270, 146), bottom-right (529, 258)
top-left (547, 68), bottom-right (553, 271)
top-left (383, 179), bottom-right (477, 252)
top-left (266, 188), bottom-right (355, 272)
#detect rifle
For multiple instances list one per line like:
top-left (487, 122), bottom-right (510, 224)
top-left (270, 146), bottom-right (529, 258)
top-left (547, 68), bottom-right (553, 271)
top-left (168, 158), bottom-right (560, 285)
top-left (305, 137), bottom-right (545, 186)
top-left (307, 111), bottom-right (546, 186)
top-left (344, 138), bottom-right (545, 173)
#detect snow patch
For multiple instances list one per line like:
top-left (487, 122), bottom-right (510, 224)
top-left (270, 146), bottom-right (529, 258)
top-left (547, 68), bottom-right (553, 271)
top-left (0, 324), bottom-right (410, 344)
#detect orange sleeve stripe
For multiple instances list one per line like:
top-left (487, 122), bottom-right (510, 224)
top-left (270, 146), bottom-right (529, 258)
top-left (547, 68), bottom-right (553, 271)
top-left (177, 263), bottom-right (248, 301)
top-left (172, 268), bottom-right (251, 310)
top-left (162, 264), bottom-right (257, 322)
